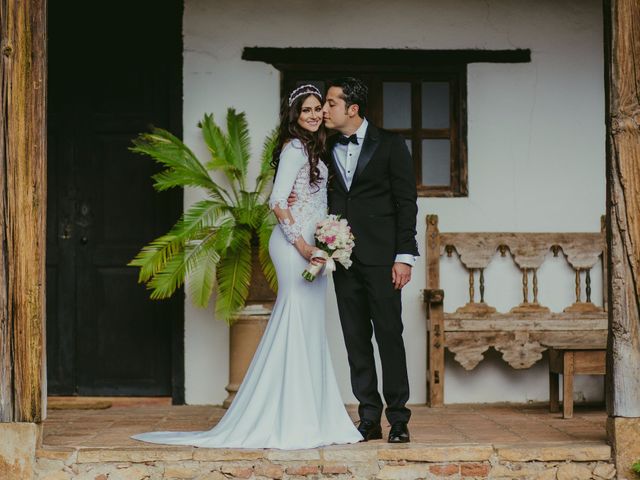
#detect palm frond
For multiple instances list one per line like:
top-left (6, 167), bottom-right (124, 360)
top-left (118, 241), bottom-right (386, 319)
top-left (131, 128), bottom-right (226, 199)
top-left (224, 109), bottom-right (251, 189)
top-left (145, 250), bottom-right (187, 300)
top-left (234, 191), bottom-right (264, 228)
top-left (199, 113), bottom-right (227, 161)
top-left (128, 233), bottom-right (182, 283)
top-left (215, 227), bottom-right (253, 323)
top-left (255, 127), bottom-right (278, 196)
top-left (250, 203), bottom-right (271, 231)
top-left (179, 199), bottom-right (233, 236)
top-left (146, 227), bottom-right (221, 301)
top-left (151, 170), bottom-right (230, 205)
top-left (257, 215), bottom-right (278, 293)
top-left (128, 200), bottom-right (231, 283)
top-left (210, 219), bottom-right (236, 251)
top-left (131, 129), bottom-right (195, 169)
top-left (186, 238), bottom-right (221, 308)
top-left (199, 113), bottom-right (242, 188)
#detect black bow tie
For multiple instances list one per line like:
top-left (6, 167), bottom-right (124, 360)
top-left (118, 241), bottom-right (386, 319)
top-left (337, 134), bottom-right (359, 146)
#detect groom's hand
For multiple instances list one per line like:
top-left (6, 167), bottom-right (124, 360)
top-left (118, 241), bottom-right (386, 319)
top-left (392, 262), bottom-right (412, 290)
top-left (287, 192), bottom-right (297, 208)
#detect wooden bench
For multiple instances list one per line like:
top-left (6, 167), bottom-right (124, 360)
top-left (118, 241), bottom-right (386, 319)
top-left (424, 215), bottom-right (607, 407)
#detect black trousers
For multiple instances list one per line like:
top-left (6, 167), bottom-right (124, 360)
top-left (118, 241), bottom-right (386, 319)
top-left (333, 259), bottom-right (411, 425)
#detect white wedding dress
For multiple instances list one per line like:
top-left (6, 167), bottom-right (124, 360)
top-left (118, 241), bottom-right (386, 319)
top-left (132, 139), bottom-right (362, 449)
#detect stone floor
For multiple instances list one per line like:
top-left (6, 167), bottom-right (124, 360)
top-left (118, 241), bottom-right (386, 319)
top-left (43, 398), bottom-right (606, 448)
top-left (36, 400), bottom-right (614, 479)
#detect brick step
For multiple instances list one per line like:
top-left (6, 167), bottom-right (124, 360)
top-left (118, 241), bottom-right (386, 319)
top-left (36, 441), bottom-right (614, 479)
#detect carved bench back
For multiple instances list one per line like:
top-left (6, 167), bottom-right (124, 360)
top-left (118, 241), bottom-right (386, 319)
top-left (424, 215), bottom-right (607, 373)
top-left (427, 216), bottom-right (607, 313)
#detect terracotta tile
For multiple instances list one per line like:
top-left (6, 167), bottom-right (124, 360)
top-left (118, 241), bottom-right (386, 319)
top-left (42, 403), bottom-right (607, 449)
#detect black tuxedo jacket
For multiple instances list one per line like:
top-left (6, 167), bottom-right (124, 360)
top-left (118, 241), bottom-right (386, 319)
top-left (327, 123), bottom-right (419, 266)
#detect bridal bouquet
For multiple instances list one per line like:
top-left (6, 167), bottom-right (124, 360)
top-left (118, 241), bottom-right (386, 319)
top-left (302, 215), bottom-right (355, 282)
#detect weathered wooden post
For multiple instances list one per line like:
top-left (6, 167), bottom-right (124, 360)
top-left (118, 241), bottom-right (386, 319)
top-left (604, 0), bottom-right (640, 478)
top-left (0, 0), bottom-right (47, 477)
top-left (425, 214), bottom-right (445, 407)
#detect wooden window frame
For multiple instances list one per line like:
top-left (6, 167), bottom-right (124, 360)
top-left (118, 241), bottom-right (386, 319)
top-left (375, 71), bottom-right (466, 197)
top-left (281, 68), bottom-right (467, 197)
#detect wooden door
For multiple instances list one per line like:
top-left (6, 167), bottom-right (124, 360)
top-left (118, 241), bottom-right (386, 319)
top-left (46, 0), bottom-right (184, 398)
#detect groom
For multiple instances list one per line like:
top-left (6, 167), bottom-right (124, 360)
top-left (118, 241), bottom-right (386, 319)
top-left (323, 77), bottom-right (418, 443)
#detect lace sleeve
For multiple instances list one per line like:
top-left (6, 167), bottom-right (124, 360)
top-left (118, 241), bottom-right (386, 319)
top-left (275, 217), bottom-right (304, 244)
top-left (269, 140), bottom-right (307, 244)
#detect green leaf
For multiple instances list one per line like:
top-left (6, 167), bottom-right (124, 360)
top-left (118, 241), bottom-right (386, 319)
top-left (251, 203), bottom-right (271, 231)
top-left (199, 113), bottom-right (226, 160)
top-left (210, 219), bottom-right (236, 251)
top-left (146, 227), bottom-right (221, 302)
top-left (257, 215), bottom-right (278, 293)
top-left (200, 113), bottom-right (241, 186)
top-left (128, 199), bottom-right (231, 283)
top-left (128, 233), bottom-right (182, 283)
top-left (131, 129), bottom-right (196, 170)
top-left (186, 238), bottom-right (221, 308)
top-left (256, 127), bottom-right (278, 196)
top-left (215, 227), bottom-right (253, 323)
top-left (225, 109), bottom-right (251, 187)
top-left (179, 200), bottom-right (233, 236)
top-left (234, 191), bottom-right (262, 227)
top-left (145, 249), bottom-right (187, 300)
top-left (131, 128), bottom-right (232, 205)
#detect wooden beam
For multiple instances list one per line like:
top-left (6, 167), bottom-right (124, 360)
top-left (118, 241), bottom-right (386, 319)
top-left (425, 215), bottom-right (444, 407)
top-left (604, 0), bottom-right (640, 419)
top-left (604, 0), bottom-right (640, 476)
top-left (242, 47), bottom-right (531, 70)
top-left (0, 0), bottom-right (47, 423)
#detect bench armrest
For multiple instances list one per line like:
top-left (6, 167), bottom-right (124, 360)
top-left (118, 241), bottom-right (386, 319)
top-left (424, 289), bottom-right (444, 305)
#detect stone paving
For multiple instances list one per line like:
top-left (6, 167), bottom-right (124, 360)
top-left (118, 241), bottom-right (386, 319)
top-left (36, 400), bottom-right (614, 479)
top-left (42, 399), bottom-right (606, 448)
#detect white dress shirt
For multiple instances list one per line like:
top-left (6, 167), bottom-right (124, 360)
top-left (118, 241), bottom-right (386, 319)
top-left (333, 119), bottom-right (416, 267)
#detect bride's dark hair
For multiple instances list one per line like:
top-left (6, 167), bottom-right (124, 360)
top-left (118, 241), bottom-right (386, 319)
top-left (271, 89), bottom-right (327, 187)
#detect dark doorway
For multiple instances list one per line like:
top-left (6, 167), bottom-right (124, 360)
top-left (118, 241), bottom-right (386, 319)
top-left (46, 0), bottom-right (184, 401)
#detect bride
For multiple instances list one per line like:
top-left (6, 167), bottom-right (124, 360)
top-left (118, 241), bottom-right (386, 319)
top-left (132, 84), bottom-right (363, 449)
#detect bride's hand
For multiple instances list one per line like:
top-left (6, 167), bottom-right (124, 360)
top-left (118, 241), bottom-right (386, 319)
top-left (295, 241), bottom-right (326, 264)
top-left (310, 251), bottom-right (327, 266)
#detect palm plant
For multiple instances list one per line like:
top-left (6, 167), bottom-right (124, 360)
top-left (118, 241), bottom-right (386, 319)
top-left (129, 109), bottom-right (278, 324)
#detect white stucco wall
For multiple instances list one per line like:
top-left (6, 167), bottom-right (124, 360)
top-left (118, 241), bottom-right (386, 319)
top-left (182, 0), bottom-right (605, 405)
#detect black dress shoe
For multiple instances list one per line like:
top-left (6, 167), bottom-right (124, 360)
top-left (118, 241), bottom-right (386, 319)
top-left (357, 419), bottom-right (382, 441)
top-left (388, 422), bottom-right (410, 443)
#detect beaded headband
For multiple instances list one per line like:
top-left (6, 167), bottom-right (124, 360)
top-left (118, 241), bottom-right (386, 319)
top-left (288, 84), bottom-right (322, 106)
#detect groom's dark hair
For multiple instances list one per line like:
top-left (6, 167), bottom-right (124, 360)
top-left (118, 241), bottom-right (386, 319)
top-left (329, 77), bottom-right (368, 118)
